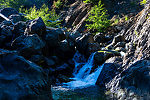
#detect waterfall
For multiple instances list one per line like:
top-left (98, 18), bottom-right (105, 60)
top-left (63, 51), bottom-right (104, 88)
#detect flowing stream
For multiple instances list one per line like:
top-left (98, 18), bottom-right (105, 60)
top-left (52, 51), bottom-right (106, 100)
top-left (63, 51), bottom-right (104, 88)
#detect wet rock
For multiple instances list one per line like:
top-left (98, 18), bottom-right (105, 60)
top-left (11, 34), bottom-right (45, 58)
top-left (25, 17), bottom-right (46, 36)
top-left (55, 63), bottom-right (73, 76)
top-left (0, 49), bottom-right (52, 100)
top-left (76, 33), bottom-right (94, 56)
top-left (94, 50), bottom-right (121, 65)
top-left (96, 63), bottom-right (120, 87)
top-left (9, 14), bottom-right (22, 23)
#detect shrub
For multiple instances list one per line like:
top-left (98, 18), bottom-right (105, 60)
top-left (0, 0), bottom-right (29, 9)
top-left (140, 0), bottom-right (146, 5)
top-left (53, 0), bottom-right (62, 9)
top-left (86, 0), bottom-right (110, 33)
top-left (21, 4), bottom-right (61, 28)
top-left (83, 0), bottom-right (99, 4)
top-left (0, 0), bottom-right (50, 10)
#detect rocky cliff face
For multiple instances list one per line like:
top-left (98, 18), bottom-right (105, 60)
top-left (96, 2), bottom-right (150, 100)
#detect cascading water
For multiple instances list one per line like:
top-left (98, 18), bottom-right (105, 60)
top-left (63, 51), bottom-right (104, 88)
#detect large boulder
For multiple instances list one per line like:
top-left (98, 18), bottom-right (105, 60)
top-left (0, 8), bottom-right (19, 21)
top-left (0, 25), bottom-right (13, 48)
top-left (9, 14), bottom-right (22, 23)
top-left (55, 39), bottom-right (75, 60)
top-left (0, 49), bottom-right (52, 100)
top-left (12, 21), bottom-right (26, 38)
top-left (76, 33), bottom-right (95, 56)
top-left (94, 33), bottom-right (110, 43)
top-left (25, 17), bottom-right (46, 36)
top-left (96, 63), bottom-right (120, 87)
top-left (106, 60), bottom-right (150, 99)
top-left (44, 28), bottom-right (65, 47)
top-left (94, 50), bottom-right (121, 65)
top-left (11, 34), bottom-right (45, 58)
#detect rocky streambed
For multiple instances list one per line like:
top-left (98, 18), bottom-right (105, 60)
top-left (0, 0), bottom-right (150, 100)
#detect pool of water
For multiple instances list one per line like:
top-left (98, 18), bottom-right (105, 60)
top-left (52, 85), bottom-right (106, 100)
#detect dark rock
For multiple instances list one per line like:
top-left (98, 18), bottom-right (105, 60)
top-left (120, 60), bottom-right (150, 93)
top-left (29, 55), bottom-right (45, 66)
top-left (0, 8), bottom-right (19, 17)
top-left (87, 43), bottom-right (101, 54)
top-left (9, 14), bottom-right (22, 23)
top-left (94, 50), bottom-right (121, 65)
top-left (55, 39), bottom-right (75, 60)
top-left (0, 25), bottom-right (13, 37)
top-left (106, 60), bottom-right (150, 99)
top-left (44, 57), bottom-right (57, 68)
top-left (44, 28), bottom-right (66, 47)
top-left (94, 33), bottom-right (109, 43)
top-left (114, 42), bottom-right (126, 48)
top-left (1, 20), bottom-right (12, 26)
top-left (55, 63), bottom-right (73, 76)
top-left (0, 35), bottom-right (6, 47)
top-left (76, 33), bottom-right (94, 56)
top-left (25, 17), bottom-right (46, 36)
top-left (112, 34), bottom-right (125, 45)
top-left (96, 63), bottom-right (120, 87)
top-left (12, 21), bottom-right (26, 37)
top-left (0, 49), bottom-right (52, 100)
top-left (11, 34), bottom-right (45, 58)
top-left (0, 25), bottom-right (13, 48)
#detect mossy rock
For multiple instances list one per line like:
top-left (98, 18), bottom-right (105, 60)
top-left (94, 50), bottom-right (121, 65)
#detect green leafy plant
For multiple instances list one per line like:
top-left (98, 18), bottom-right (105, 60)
top-left (83, 0), bottom-right (99, 4)
top-left (86, 0), bottom-right (110, 33)
top-left (0, 0), bottom-right (50, 10)
top-left (0, 0), bottom-right (29, 9)
top-left (140, 0), bottom-right (146, 5)
top-left (53, 0), bottom-right (62, 9)
top-left (20, 4), bottom-right (61, 28)
top-left (125, 15), bottom-right (129, 21)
